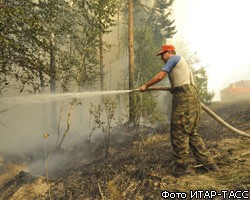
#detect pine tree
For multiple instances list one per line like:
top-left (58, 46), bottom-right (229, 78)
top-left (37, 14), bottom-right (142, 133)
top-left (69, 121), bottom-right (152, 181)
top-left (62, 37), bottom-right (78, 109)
top-left (132, 0), bottom-right (177, 125)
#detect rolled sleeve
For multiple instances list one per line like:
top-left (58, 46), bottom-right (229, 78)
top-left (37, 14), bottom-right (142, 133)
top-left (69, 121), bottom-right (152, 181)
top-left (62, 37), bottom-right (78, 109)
top-left (161, 55), bottom-right (181, 73)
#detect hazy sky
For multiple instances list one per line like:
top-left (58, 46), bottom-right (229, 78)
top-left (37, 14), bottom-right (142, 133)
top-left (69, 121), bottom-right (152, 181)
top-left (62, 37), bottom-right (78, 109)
top-left (172, 0), bottom-right (250, 100)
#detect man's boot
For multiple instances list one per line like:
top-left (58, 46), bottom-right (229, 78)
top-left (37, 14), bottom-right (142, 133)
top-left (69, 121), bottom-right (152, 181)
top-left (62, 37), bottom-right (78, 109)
top-left (203, 163), bottom-right (220, 172)
top-left (173, 164), bottom-right (195, 177)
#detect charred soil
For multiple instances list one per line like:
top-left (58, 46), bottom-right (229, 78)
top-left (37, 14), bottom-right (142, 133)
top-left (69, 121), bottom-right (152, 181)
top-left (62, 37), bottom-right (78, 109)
top-left (0, 100), bottom-right (249, 199)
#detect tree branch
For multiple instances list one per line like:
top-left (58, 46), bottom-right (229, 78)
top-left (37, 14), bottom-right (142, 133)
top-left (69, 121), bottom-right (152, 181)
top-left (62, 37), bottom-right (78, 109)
top-left (134, 1), bottom-right (153, 14)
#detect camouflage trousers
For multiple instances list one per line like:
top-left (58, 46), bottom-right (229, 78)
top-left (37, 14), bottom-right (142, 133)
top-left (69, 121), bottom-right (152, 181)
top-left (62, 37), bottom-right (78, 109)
top-left (170, 84), bottom-right (214, 166)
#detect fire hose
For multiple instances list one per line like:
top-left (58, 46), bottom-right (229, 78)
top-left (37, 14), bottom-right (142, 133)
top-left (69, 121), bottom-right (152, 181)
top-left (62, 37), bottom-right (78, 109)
top-left (133, 86), bottom-right (250, 138)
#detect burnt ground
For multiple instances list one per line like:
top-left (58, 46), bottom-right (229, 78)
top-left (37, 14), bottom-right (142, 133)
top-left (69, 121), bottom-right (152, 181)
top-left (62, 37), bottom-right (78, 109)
top-left (0, 99), bottom-right (250, 200)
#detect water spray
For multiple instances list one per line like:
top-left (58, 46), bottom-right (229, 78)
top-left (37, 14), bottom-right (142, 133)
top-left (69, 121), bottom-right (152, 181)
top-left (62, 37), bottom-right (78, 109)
top-left (134, 86), bottom-right (250, 138)
top-left (0, 90), bottom-right (133, 105)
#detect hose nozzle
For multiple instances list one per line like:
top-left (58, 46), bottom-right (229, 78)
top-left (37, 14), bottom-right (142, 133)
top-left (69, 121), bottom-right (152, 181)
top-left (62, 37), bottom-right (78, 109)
top-left (132, 89), bottom-right (140, 91)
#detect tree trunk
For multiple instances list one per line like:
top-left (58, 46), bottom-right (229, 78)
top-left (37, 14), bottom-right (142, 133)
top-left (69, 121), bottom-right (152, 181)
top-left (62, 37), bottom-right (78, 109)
top-left (128, 0), bottom-right (135, 125)
top-left (50, 34), bottom-right (56, 93)
top-left (39, 66), bottom-right (45, 93)
top-left (39, 65), bottom-right (47, 128)
top-left (50, 33), bottom-right (57, 132)
top-left (99, 33), bottom-right (104, 91)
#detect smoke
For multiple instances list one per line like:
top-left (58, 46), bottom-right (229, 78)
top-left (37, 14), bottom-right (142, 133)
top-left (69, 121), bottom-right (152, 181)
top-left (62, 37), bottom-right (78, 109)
top-left (0, 93), bottom-right (127, 150)
top-left (0, 92), bottom-right (132, 174)
top-left (0, 23), bottom-right (130, 175)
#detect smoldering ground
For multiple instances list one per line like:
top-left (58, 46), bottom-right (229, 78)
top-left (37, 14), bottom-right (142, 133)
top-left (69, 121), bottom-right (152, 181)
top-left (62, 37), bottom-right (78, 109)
top-left (0, 93), bottom-right (249, 199)
top-left (0, 90), bottom-right (170, 177)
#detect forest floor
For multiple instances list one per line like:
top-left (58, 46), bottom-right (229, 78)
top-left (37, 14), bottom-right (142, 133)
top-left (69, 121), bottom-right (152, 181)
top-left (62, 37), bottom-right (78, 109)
top-left (0, 99), bottom-right (250, 200)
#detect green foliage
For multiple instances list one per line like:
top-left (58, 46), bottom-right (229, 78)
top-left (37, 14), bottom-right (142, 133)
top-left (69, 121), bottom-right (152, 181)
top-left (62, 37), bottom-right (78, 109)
top-left (193, 67), bottom-right (215, 104)
top-left (131, 0), bottom-right (176, 125)
top-left (0, 1), bottom-right (49, 93)
top-left (146, 0), bottom-right (176, 44)
top-left (174, 39), bottom-right (215, 104)
top-left (89, 96), bottom-right (118, 158)
top-left (0, 0), bottom-right (118, 93)
top-left (134, 26), bottom-right (163, 85)
top-left (133, 92), bottom-right (165, 126)
top-left (90, 0), bottom-right (117, 33)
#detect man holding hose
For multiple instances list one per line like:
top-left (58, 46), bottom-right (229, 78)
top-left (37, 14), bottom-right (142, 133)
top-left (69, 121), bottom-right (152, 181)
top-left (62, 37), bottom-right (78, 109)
top-left (139, 44), bottom-right (219, 177)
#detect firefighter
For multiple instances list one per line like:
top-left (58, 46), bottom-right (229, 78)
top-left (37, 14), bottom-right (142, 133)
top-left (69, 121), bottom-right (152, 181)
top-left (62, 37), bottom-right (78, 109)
top-left (139, 44), bottom-right (219, 177)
